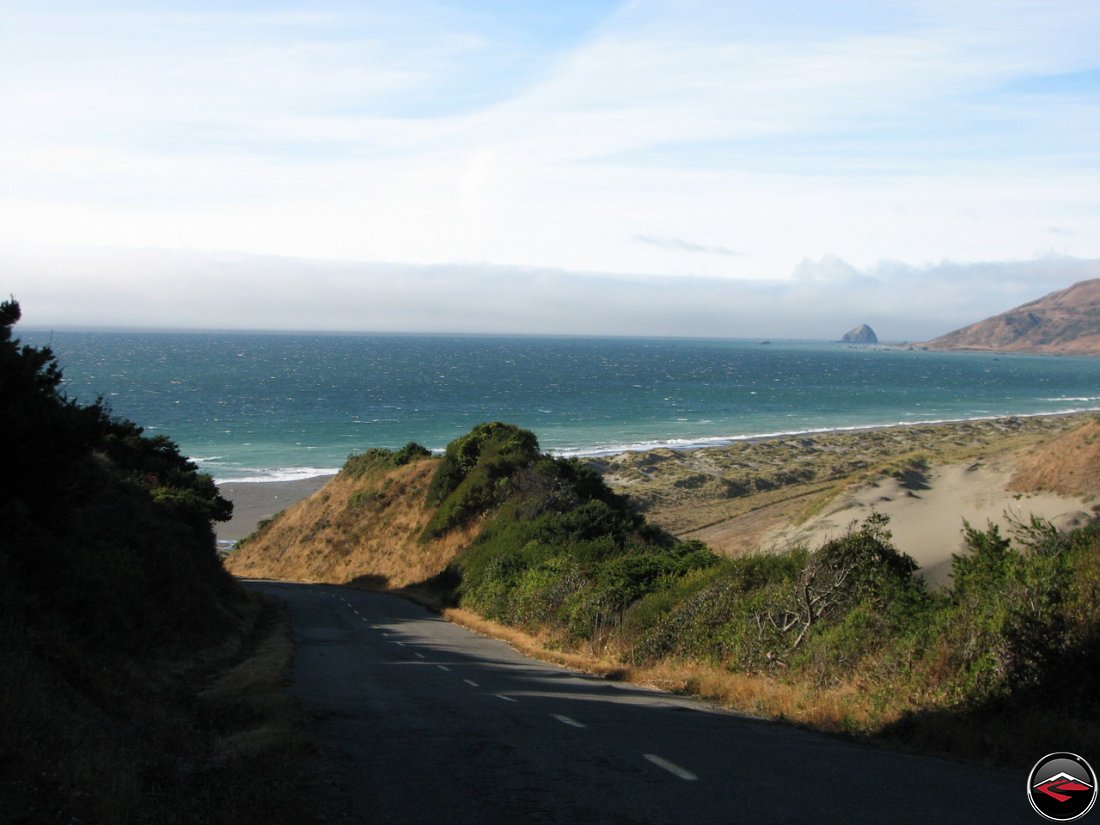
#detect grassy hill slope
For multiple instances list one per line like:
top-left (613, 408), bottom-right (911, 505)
top-left (226, 456), bottom-right (483, 588)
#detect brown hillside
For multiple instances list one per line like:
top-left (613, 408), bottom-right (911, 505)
top-left (1010, 418), bottom-right (1100, 500)
top-left (923, 279), bottom-right (1100, 355)
top-left (225, 459), bottom-right (480, 588)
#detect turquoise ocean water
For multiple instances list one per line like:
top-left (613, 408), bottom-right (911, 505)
top-left (19, 330), bottom-right (1100, 482)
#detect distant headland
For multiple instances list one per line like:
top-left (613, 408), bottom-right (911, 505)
top-left (921, 278), bottom-right (1100, 356)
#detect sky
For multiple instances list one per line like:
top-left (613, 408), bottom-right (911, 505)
top-left (2, 0), bottom-right (1099, 339)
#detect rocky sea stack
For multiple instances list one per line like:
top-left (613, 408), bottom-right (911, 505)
top-left (841, 323), bottom-right (878, 344)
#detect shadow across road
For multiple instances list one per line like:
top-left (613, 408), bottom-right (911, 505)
top-left (246, 580), bottom-right (1031, 825)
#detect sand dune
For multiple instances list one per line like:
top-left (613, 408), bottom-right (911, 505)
top-left (763, 458), bottom-right (1091, 586)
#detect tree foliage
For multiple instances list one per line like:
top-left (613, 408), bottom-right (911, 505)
top-left (0, 298), bottom-right (239, 652)
top-left (423, 422), bottom-right (542, 537)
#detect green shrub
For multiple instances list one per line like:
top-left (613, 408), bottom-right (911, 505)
top-left (630, 555), bottom-right (802, 667)
top-left (507, 555), bottom-right (588, 627)
top-left (941, 516), bottom-right (1100, 702)
top-left (342, 442), bottom-right (430, 478)
top-left (622, 564), bottom-right (728, 645)
top-left (445, 430), bottom-right (722, 642)
top-left (432, 416), bottom-right (1100, 739)
top-left (424, 423), bottom-right (541, 537)
top-left (624, 517), bottom-right (924, 671)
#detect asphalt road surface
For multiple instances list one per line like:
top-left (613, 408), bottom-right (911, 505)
top-left (247, 580), bottom-right (1037, 824)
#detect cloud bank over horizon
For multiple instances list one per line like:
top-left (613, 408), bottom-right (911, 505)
top-left (6, 246), bottom-right (1098, 342)
top-left (2, 1), bottom-right (1098, 332)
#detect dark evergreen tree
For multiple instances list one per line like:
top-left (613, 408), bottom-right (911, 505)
top-left (0, 298), bottom-right (238, 651)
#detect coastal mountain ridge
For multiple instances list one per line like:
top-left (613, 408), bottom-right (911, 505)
top-left (922, 278), bottom-right (1100, 355)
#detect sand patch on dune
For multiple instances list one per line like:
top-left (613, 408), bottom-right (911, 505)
top-left (763, 458), bottom-right (1092, 586)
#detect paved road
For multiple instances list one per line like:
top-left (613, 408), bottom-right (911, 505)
top-left (247, 580), bottom-right (1035, 824)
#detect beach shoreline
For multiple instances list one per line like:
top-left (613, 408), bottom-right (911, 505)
top-left (216, 475), bottom-right (332, 543)
top-left (553, 407), bottom-right (1100, 459)
top-left (215, 412), bottom-right (1098, 574)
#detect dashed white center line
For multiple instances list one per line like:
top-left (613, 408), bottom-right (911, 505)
top-left (414, 652), bottom-right (425, 659)
top-left (644, 754), bottom-right (698, 782)
top-left (552, 714), bottom-right (586, 729)
top-left (495, 694), bottom-right (518, 703)
top-left (436, 665), bottom-right (450, 672)
top-left (463, 679), bottom-right (479, 688)
top-left (394, 641), bottom-right (405, 646)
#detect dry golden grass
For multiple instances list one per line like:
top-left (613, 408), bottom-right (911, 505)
top-left (1010, 417), bottom-right (1100, 500)
top-left (442, 607), bottom-right (633, 679)
top-left (632, 660), bottom-right (886, 733)
top-left (440, 606), bottom-right (1090, 766)
top-left (441, 607), bottom-right (889, 735)
top-left (226, 458), bottom-right (481, 588)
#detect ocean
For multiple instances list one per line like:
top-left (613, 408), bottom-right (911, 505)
top-left (19, 330), bottom-right (1100, 482)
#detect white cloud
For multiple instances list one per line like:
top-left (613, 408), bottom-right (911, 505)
top-left (6, 246), bottom-right (1097, 342)
top-left (1, 0), bottom-right (1098, 312)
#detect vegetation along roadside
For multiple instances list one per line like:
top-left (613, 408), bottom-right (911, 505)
top-left (234, 419), bottom-right (1100, 767)
top-left (0, 299), bottom-right (313, 825)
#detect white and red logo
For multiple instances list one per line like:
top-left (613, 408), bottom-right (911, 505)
top-left (1028, 753), bottom-right (1097, 822)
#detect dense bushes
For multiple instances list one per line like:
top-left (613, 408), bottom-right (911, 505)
top-left (431, 427), bottom-right (721, 644)
top-left (428, 422), bottom-right (1099, 748)
top-left (616, 511), bottom-right (1099, 709)
top-left (424, 422), bottom-right (541, 537)
top-left (342, 441), bottom-right (431, 478)
top-left (941, 517), bottom-right (1100, 703)
top-left (0, 299), bottom-right (279, 823)
top-left (620, 516), bottom-right (923, 674)
top-left (425, 424), bottom-right (938, 674)
top-left (0, 298), bottom-right (239, 652)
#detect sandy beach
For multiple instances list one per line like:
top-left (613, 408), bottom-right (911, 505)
top-left (216, 475), bottom-right (333, 542)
